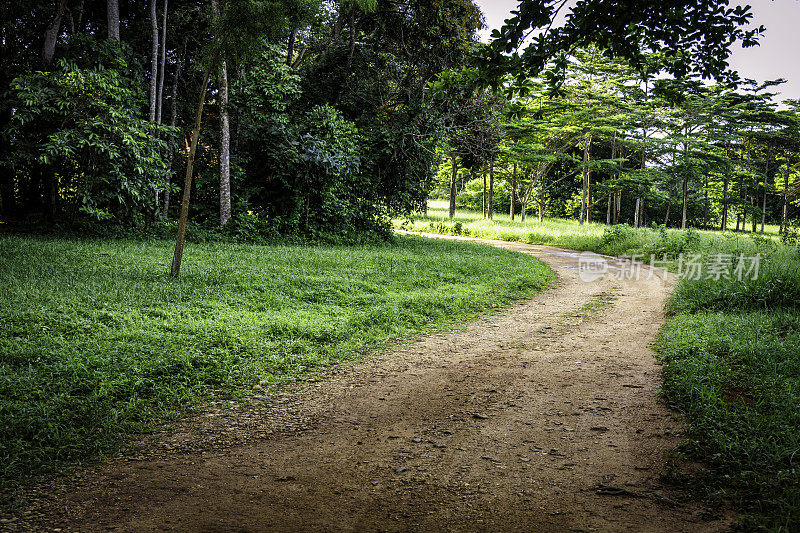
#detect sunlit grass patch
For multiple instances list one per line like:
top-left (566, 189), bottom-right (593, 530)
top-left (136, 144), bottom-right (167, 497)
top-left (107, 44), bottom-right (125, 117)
top-left (0, 234), bottom-right (554, 486)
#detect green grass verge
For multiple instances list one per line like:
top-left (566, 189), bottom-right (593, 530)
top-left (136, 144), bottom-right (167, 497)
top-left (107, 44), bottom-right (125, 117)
top-left (657, 311), bottom-right (800, 530)
top-left (397, 201), bottom-right (782, 260)
top-left (400, 203), bottom-right (800, 529)
top-left (0, 234), bottom-right (554, 487)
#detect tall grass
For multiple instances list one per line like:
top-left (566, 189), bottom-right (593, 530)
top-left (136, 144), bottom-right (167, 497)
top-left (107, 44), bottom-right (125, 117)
top-left (657, 236), bottom-right (800, 530)
top-left (0, 234), bottom-right (554, 486)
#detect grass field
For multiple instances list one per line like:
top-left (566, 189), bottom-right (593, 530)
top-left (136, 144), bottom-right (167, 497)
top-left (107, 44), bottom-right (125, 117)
top-left (400, 202), bottom-right (800, 530)
top-left (0, 234), bottom-right (554, 486)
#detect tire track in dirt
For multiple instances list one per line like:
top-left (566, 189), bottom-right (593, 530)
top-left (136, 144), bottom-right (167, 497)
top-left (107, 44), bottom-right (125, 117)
top-left (4, 234), bottom-right (731, 532)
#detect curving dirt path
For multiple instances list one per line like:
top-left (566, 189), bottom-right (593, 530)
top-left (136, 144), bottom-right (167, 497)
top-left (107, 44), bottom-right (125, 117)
top-left (4, 235), bottom-right (731, 532)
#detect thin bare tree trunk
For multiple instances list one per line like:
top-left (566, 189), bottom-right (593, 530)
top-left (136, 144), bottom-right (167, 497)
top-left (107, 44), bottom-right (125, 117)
top-left (43, 0), bottom-right (67, 64)
top-left (448, 156), bottom-right (458, 219)
top-left (782, 166), bottom-right (789, 233)
top-left (171, 66), bottom-right (212, 278)
top-left (148, 0), bottom-right (159, 123)
top-left (218, 59), bottom-right (231, 226)
top-left (156, 0), bottom-right (168, 125)
top-left (703, 175), bottom-right (709, 229)
top-left (681, 177), bottom-right (688, 229)
top-left (75, 0), bottom-right (85, 32)
top-left (482, 173), bottom-right (486, 218)
top-left (107, 0), bottom-right (120, 41)
top-left (510, 162), bottom-right (517, 220)
top-left (210, 0), bottom-right (231, 226)
top-left (162, 53), bottom-right (183, 219)
top-left (721, 179), bottom-right (729, 231)
top-left (488, 158), bottom-right (494, 220)
top-left (579, 135), bottom-right (591, 224)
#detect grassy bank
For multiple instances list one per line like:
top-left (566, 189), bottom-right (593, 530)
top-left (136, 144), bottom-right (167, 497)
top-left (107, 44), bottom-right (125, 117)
top-left (0, 234), bottom-right (554, 486)
top-left (657, 240), bottom-right (800, 530)
top-left (401, 203), bottom-right (800, 529)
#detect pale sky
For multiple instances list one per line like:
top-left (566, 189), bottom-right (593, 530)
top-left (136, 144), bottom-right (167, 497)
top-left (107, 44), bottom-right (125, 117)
top-left (474, 0), bottom-right (800, 104)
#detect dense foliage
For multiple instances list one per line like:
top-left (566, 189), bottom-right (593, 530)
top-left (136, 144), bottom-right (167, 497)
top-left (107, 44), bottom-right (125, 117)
top-left (0, 0), bottom-right (483, 240)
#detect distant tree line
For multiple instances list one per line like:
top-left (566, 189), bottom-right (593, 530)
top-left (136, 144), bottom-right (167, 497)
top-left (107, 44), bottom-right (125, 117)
top-left (433, 47), bottom-right (800, 235)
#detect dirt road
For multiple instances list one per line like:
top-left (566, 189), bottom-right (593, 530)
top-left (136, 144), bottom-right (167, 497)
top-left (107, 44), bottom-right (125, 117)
top-left (6, 235), bottom-right (730, 532)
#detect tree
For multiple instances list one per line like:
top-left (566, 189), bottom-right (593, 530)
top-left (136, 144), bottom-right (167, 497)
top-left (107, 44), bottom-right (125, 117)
top-left (170, 0), bottom-right (301, 277)
top-left (211, 0), bottom-right (231, 227)
top-left (480, 0), bottom-right (762, 90)
top-left (107, 0), bottom-right (120, 41)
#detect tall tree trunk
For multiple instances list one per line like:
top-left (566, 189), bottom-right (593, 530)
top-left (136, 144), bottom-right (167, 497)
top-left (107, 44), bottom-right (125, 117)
top-left (488, 159), bottom-right (494, 220)
top-left (448, 156), bottom-right (457, 219)
top-left (218, 59), bottom-right (231, 226)
top-left (761, 156), bottom-right (769, 233)
top-left (43, 0), bottom-right (67, 64)
top-left (148, 0), bottom-right (159, 123)
top-left (579, 134), bottom-right (591, 224)
top-left (703, 175), bottom-right (709, 229)
top-left (721, 177), bottom-right (729, 231)
top-left (162, 52), bottom-right (183, 219)
top-left (664, 190), bottom-right (671, 226)
top-left (107, 0), bottom-right (120, 41)
top-left (607, 132), bottom-right (616, 226)
top-left (782, 166), bottom-right (789, 233)
top-left (635, 113), bottom-right (648, 228)
top-left (681, 177), bottom-right (688, 229)
top-left (156, 0), bottom-right (168, 125)
top-left (210, 0), bottom-right (231, 226)
top-left (751, 195), bottom-right (757, 232)
top-left (75, 0), bottom-right (85, 32)
top-left (614, 190), bottom-right (621, 225)
top-left (510, 162), bottom-right (517, 221)
top-left (482, 172), bottom-right (486, 218)
top-left (171, 65), bottom-right (212, 278)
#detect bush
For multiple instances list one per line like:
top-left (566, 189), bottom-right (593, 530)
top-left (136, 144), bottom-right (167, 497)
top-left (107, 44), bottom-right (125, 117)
top-left (643, 226), bottom-right (699, 260)
top-left (455, 177), bottom-right (511, 213)
top-left (598, 224), bottom-right (641, 255)
top-left (6, 51), bottom-right (173, 223)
